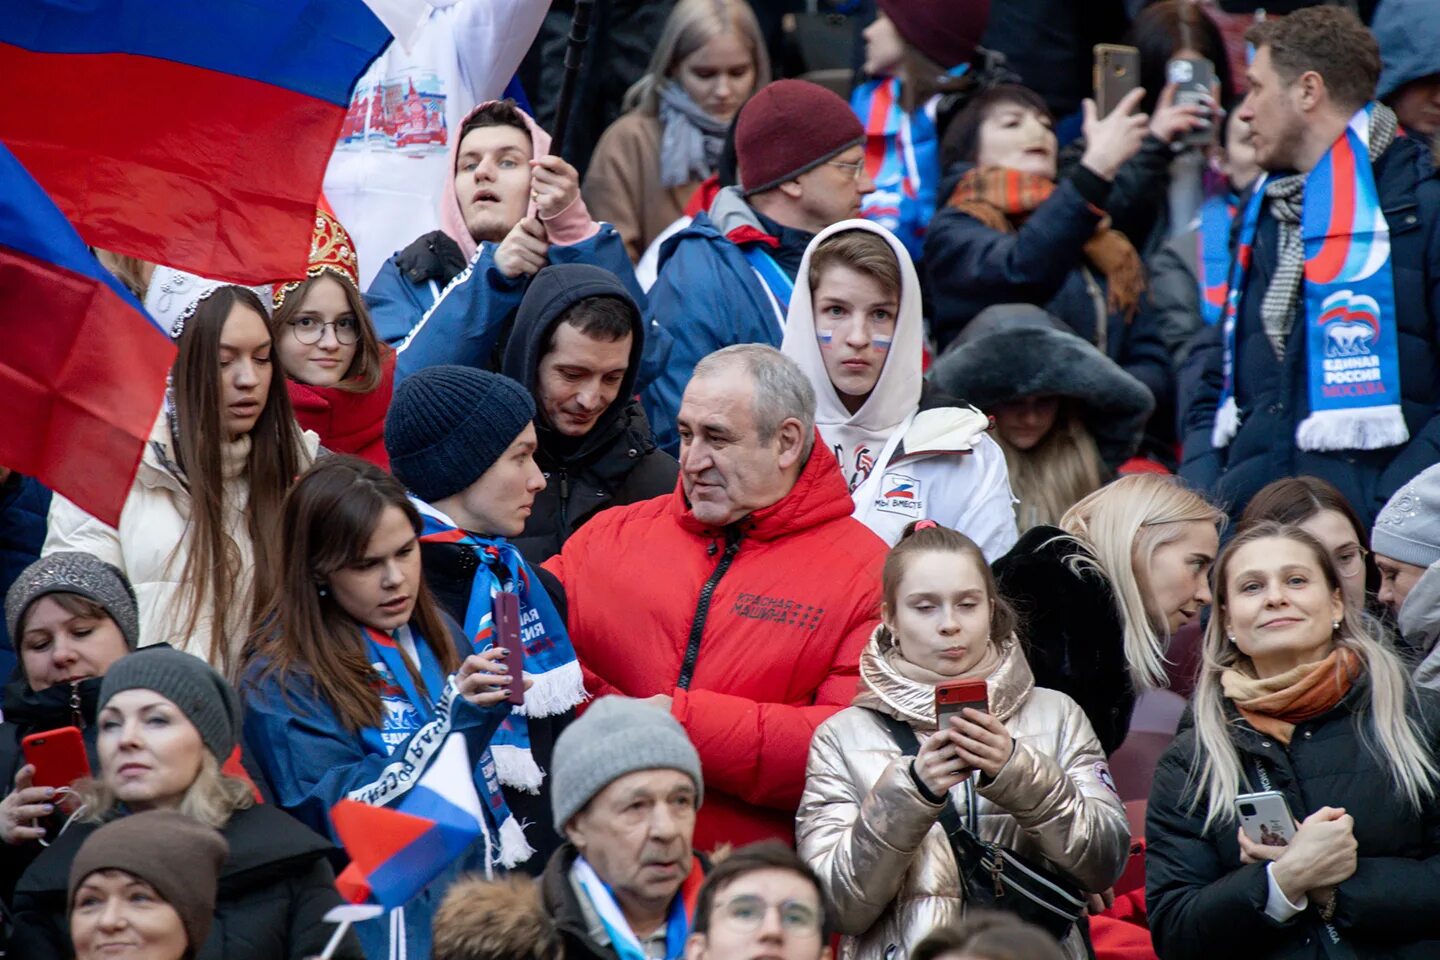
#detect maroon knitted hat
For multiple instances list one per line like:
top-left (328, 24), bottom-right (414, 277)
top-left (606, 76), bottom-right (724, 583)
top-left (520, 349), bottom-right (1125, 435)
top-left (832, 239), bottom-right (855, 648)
top-left (877, 0), bottom-right (991, 71)
top-left (736, 80), bottom-right (865, 197)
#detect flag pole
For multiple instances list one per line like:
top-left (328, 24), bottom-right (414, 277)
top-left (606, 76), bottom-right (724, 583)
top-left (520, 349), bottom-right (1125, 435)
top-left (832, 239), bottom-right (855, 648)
top-left (548, 0), bottom-right (596, 160)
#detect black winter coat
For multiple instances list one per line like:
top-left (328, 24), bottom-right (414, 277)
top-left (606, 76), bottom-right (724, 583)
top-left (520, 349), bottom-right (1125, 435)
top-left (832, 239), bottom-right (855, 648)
top-left (501, 263), bottom-right (678, 565)
top-left (993, 525), bottom-right (1134, 755)
top-left (924, 167), bottom-right (1175, 442)
top-left (1146, 684), bottom-right (1440, 960)
top-left (9, 803), bottom-right (361, 960)
top-left (1179, 134), bottom-right (1440, 527)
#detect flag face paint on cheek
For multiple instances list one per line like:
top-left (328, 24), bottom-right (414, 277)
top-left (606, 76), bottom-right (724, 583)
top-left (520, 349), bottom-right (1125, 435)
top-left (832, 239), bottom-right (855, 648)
top-left (872, 334), bottom-right (893, 351)
top-left (817, 330), bottom-right (835, 348)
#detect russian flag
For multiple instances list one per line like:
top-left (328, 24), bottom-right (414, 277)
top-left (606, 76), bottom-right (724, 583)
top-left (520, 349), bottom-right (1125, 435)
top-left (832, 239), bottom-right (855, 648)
top-left (0, 0), bottom-right (398, 285)
top-left (0, 143), bottom-right (174, 527)
top-left (331, 733), bottom-right (484, 910)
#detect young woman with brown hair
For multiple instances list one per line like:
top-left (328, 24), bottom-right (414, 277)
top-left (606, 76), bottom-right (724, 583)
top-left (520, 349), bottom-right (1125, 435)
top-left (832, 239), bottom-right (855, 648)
top-left (239, 455), bottom-right (524, 960)
top-left (44, 285), bottom-right (316, 677)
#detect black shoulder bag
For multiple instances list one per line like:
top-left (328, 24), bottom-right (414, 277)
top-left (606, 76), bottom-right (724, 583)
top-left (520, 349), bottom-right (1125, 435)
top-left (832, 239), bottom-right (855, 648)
top-left (871, 709), bottom-right (1092, 945)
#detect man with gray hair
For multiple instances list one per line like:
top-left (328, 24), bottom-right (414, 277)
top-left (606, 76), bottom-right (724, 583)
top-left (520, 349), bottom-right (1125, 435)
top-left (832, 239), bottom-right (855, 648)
top-left (545, 345), bottom-right (886, 852)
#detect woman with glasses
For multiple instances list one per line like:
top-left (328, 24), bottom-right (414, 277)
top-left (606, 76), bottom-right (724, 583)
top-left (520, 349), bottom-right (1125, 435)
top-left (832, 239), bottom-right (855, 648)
top-left (797, 521), bottom-right (1129, 960)
top-left (1240, 477), bottom-right (1375, 614)
top-left (270, 207), bottom-right (395, 468)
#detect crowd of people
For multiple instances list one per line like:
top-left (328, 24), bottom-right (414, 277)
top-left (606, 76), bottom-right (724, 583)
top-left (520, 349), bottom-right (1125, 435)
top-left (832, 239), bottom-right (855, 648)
top-left (6, 1), bottom-right (1440, 959)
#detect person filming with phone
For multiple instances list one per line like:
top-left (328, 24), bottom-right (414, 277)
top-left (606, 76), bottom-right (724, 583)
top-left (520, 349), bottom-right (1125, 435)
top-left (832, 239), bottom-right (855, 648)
top-left (796, 521), bottom-right (1129, 960)
top-left (1147, 521), bottom-right (1440, 960)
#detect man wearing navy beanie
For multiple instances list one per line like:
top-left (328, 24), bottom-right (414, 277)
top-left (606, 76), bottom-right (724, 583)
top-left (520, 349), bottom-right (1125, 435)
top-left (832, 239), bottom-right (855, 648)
top-left (384, 364), bottom-right (580, 871)
top-left (640, 79), bottom-right (876, 455)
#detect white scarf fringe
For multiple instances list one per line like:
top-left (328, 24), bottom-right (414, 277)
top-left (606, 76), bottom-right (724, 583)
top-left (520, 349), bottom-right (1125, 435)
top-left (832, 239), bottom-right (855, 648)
top-left (1295, 404), bottom-right (1409, 451)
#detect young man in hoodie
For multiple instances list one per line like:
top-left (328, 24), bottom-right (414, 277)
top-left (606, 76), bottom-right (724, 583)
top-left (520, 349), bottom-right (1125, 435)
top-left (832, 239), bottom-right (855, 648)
top-left (641, 80), bottom-right (876, 454)
top-left (365, 100), bottom-right (663, 385)
top-left (502, 264), bottom-right (678, 564)
top-left (1373, 0), bottom-right (1440, 150)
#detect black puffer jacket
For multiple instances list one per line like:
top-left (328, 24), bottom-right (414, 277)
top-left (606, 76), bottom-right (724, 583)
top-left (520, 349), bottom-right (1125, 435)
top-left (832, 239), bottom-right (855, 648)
top-left (502, 263), bottom-right (678, 565)
top-left (1147, 683), bottom-right (1440, 960)
top-left (993, 525), bottom-right (1134, 755)
top-left (10, 803), bottom-right (360, 960)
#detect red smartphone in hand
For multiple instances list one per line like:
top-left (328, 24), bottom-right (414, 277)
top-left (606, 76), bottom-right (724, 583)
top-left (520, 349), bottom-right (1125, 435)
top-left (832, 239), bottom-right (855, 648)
top-left (494, 591), bottom-right (525, 706)
top-left (935, 679), bottom-right (988, 729)
top-left (22, 726), bottom-right (89, 792)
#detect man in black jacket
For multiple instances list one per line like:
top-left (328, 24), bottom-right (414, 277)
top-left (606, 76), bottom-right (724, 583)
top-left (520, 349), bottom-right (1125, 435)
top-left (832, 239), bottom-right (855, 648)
top-left (503, 264), bottom-right (678, 564)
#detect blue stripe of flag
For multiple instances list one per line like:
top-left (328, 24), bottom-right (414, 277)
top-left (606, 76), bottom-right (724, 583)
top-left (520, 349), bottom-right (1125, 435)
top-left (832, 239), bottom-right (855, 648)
top-left (0, 0), bottom-right (389, 107)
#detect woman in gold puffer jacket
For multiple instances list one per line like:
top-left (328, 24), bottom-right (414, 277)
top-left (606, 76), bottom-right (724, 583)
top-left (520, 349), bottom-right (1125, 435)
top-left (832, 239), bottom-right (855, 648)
top-left (796, 522), bottom-right (1130, 960)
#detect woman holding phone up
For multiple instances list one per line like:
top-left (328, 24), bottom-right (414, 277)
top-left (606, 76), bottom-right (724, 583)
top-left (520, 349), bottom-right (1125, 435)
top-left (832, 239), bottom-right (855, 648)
top-left (1146, 522), bottom-right (1440, 960)
top-left (796, 521), bottom-right (1128, 960)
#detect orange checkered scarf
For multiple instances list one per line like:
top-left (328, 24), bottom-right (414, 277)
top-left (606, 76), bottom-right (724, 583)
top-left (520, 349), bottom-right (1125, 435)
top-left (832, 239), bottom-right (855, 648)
top-left (947, 166), bottom-right (1146, 321)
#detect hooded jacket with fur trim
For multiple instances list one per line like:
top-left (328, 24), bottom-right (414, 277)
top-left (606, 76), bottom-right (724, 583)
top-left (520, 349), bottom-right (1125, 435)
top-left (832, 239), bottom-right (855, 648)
top-left (543, 441), bottom-right (887, 851)
top-left (363, 101), bottom-right (664, 386)
top-left (782, 219), bottom-right (1017, 557)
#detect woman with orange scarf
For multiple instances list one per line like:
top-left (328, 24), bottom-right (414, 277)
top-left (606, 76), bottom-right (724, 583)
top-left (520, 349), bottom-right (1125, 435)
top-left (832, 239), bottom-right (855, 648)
top-left (1146, 521), bottom-right (1440, 960)
top-left (924, 84), bottom-right (1175, 461)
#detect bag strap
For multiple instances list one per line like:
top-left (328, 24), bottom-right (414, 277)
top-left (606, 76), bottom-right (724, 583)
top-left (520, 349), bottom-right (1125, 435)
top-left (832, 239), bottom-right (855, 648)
top-left (868, 709), bottom-right (979, 848)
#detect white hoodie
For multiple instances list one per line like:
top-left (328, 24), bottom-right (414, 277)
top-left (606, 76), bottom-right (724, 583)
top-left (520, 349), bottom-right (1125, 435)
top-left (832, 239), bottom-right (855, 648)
top-left (781, 220), bottom-right (1018, 557)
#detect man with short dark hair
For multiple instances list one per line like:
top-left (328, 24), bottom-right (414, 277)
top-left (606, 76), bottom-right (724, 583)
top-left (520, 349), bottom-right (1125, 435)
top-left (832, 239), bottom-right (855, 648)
top-left (641, 80), bottom-right (875, 453)
top-left (1179, 6), bottom-right (1440, 526)
top-left (502, 263), bottom-right (678, 562)
top-left (546, 345), bottom-right (887, 852)
top-left (685, 842), bottom-right (832, 960)
top-left (366, 100), bottom-right (664, 384)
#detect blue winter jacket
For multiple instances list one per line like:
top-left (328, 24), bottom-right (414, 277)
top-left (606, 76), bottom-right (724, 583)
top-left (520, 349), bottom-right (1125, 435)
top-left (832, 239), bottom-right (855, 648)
top-left (0, 473), bottom-right (51, 689)
top-left (366, 224), bottom-right (667, 387)
top-left (640, 192), bottom-right (792, 454)
top-left (1178, 133), bottom-right (1440, 526)
top-left (240, 627), bottom-right (508, 960)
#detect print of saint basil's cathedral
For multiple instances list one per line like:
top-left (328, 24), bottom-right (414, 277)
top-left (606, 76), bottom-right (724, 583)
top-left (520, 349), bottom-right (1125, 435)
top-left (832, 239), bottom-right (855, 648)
top-left (338, 69), bottom-right (448, 154)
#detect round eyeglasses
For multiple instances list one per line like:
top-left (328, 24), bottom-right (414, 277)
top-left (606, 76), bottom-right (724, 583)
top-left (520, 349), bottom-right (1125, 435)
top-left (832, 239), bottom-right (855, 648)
top-left (714, 895), bottom-right (821, 935)
top-left (287, 316), bottom-right (359, 345)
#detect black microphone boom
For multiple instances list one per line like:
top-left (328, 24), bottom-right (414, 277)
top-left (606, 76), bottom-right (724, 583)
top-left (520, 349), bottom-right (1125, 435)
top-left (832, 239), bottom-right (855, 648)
top-left (548, 0), bottom-right (596, 161)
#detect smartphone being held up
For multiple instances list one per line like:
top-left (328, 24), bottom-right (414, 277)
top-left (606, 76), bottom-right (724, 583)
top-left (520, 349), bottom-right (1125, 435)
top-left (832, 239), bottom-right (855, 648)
top-left (494, 591), bottom-right (526, 706)
top-left (22, 726), bottom-right (89, 793)
top-left (1094, 44), bottom-right (1141, 119)
top-left (935, 679), bottom-right (988, 730)
top-left (1168, 55), bottom-right (1216, 146)
top-left (1236, 791), bottom-right (1298, 847)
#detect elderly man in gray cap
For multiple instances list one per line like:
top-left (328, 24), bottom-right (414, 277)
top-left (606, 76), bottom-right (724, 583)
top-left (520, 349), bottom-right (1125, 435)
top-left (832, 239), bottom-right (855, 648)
top-left (535, 695), bottom-right (709, 960)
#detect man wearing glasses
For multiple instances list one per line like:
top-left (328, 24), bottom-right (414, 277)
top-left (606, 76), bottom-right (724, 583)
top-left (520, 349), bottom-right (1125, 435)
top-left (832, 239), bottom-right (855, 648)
top-left (641, 79), bottom-right (877, 455)
top-left (685, 843), bottom-right (833, 960)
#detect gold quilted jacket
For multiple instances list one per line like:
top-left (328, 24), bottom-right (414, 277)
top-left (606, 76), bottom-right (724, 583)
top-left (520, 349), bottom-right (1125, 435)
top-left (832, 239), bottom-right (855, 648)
top-left (796, 631), bottom-right (1131, 960)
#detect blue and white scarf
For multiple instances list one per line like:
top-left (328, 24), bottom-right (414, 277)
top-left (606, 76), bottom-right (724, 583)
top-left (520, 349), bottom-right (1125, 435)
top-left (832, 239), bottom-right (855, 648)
top-left (413, 498), bottom-right (586, 792)
top-left (355, 624), bottom-right (531, 868)
top-left (571, 856), bottom-right (701, 960)
top-left (1213, 104), bottom-right (1406, 452)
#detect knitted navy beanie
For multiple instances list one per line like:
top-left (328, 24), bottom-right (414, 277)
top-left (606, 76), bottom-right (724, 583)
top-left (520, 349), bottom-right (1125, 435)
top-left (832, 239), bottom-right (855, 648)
top-left (737, 80), bottom-right (865, 196)
top-left (385, 365), bottom-right (536, 504)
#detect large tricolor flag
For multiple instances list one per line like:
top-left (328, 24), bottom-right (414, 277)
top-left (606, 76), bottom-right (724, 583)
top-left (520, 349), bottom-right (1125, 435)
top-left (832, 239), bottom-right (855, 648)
top-left (331, 733), bottom-right (485, 910)
top-left (0, 0), bottom-right (402, 284)
top-left (0, 144), bottom-right (174, 527)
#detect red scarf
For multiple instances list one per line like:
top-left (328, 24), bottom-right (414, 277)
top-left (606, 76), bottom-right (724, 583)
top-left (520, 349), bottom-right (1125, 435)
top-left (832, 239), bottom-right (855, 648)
top-left (287, 348), bottom-right (394, 468)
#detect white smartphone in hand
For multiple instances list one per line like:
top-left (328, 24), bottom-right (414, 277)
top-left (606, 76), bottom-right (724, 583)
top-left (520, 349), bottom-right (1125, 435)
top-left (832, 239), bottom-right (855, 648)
top-left (1236, 791), bottom-right (1297, 847)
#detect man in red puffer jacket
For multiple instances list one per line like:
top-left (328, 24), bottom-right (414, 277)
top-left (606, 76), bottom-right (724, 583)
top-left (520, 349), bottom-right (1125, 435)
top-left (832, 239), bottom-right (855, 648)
top-left (545, 344), bottom-right (887, 852)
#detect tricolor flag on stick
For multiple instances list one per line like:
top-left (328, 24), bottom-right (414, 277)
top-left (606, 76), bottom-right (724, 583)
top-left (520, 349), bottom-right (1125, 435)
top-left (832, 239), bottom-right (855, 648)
top-left (331, 733), bottom-right (486, 910)
top-left (0, 144), bottom-right (175, 527)
top-left (0, 0), bottom-right (402, 285)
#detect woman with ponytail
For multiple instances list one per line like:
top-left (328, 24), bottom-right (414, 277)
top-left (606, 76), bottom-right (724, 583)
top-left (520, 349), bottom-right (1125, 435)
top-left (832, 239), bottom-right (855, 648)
top-left (1147, 521), bottom-right (1440, 959)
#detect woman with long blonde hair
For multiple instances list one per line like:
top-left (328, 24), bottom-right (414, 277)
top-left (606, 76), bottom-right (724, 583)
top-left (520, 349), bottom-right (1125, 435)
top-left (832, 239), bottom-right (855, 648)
top-left (993, 474), bottom-right (1223, 754)
top-left (583, 0), bottom-right (770, 261)
top-left (1146, 522), bottom-right (1440, 960)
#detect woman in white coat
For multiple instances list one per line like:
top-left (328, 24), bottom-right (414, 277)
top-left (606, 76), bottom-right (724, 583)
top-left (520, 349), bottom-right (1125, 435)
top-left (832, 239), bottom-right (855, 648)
top-left (44, 286), bottom-right (316, 677)
top-left (780, 220), bottom-right (1017, 559)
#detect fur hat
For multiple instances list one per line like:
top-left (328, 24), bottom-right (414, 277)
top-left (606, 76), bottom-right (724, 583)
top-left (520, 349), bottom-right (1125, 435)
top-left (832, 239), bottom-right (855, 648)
top-left (432, 875), bottom-right (563, 960)
top-left (929, 304), bottom-right (1155, 467)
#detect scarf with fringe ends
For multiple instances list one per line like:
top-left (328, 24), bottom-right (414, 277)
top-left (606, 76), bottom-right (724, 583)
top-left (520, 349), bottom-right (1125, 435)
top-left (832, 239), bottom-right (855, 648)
top-left (1221, 645), bottom-right (1360, 745)
top-left (947, 166), bottom-right (1146, 320)
top-left (1212, 103), bottom-right (1404, 452)
top-left (413, 499), bottom-right (586, 794)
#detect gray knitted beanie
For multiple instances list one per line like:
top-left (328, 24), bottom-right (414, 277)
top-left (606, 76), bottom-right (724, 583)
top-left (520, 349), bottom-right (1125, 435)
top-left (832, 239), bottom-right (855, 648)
top-left (99, 647), bottom-right (240, 763)
top-left (1373, 464), bottom-right (1440, 568)
top-left (5, 552), bottom-right (140, 655)
top-left (550, 696), bottom-right (703, 831)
